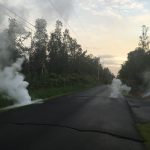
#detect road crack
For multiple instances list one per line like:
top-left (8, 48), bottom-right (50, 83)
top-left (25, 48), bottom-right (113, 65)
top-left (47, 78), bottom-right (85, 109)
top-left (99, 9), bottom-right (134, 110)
top-left (2, 122), bottom-right (144, 143)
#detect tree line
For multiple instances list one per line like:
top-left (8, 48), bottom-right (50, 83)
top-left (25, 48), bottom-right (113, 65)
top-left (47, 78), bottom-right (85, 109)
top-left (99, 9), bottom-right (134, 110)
top-left (118, 25), bottom-right (150, 94)
top-left (1, 18), bottom-right (114, 88)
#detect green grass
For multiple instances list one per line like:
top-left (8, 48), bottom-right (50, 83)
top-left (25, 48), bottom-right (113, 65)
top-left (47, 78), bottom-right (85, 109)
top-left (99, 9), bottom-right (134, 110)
top-left (0, 95), bottom-right (14, 108)
top-left (0, 82), bottom-right (99, 109)
top-left (30, 83), bottom-right (97, 100)
top-left (137, 123), bottom-right (150, 150)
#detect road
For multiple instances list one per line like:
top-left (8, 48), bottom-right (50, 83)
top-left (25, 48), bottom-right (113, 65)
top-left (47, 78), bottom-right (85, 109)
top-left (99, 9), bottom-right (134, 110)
top-left (127, 97), bottom-right (150, 123)
top-left (0, 85), bottom-right (146, 150)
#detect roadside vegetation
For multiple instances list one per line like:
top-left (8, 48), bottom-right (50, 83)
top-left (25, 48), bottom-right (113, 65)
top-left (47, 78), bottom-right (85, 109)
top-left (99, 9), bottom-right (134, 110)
top-left (0, 18), bottom-right (114, 108)
top-left (137, 123), bottom-right (150, 150)
top-left (118, 25), bottom-right (150, 149)
top-left (0, 82), bottom-right (97, 108)
top-left (0, 95), bottom-right (14, 108)
top-left (30, 82), bottom-right (97, 100)
top-left (118, 25), bottom-right (150, 96)
top-left (24, 19), bottom-right (114, 87)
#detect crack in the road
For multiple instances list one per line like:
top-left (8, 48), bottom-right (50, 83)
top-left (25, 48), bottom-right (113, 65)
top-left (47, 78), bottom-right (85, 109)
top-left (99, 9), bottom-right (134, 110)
top-left (2, 122), bottom-right (144, 143)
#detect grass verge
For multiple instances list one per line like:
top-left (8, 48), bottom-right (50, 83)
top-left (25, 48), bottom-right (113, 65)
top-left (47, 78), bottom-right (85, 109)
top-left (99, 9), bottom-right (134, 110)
top-left (137, 123), bottom-right (150, 150)
top-left (0, 83), bottom-right (99, 108)
top-left (0, 95), bottom-right (14, 108)
top-left (30, 83), bottom-right (97, 100)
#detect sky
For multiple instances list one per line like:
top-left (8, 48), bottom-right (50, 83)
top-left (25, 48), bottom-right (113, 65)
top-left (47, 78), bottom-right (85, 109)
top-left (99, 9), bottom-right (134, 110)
top-left (0, 0), bottom-right (150, 75)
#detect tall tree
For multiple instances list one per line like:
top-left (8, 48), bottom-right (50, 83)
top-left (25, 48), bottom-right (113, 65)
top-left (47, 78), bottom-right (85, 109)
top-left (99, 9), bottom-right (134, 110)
top-left (139, 25), bottom-right (150, 51)
top-left (30, 18), bottom-right (48, 80)
top-left (48, 20), bottom-right (64, 73)
top-left (118, 47), bottom-right (148, 92)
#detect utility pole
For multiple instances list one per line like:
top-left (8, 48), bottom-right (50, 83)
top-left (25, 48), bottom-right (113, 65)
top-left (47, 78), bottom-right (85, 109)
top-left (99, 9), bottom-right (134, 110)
top-left (139, 25), bottom-right (150, 51)
top-left (97, 58), bottom-right (100, 81)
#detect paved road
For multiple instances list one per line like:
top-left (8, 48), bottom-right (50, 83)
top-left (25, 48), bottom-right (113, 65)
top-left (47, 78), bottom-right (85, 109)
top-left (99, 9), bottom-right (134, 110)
top-left (0, 86), bottom-right (145, 150)
top-left (127, 97), bottom-right (150, 123)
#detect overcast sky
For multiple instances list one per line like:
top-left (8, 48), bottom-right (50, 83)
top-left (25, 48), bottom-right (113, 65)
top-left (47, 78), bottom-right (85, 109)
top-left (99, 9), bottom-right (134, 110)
top-left (0, 0), bottom-right (150, 75)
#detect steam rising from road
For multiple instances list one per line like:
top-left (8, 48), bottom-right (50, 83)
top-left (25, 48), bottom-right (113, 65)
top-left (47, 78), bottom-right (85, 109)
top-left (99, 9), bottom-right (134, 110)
top-left (143, 71), bottom-right (150, 97)
top-left (110, 79), bottom-right (131, 98)
top-left (0, 0), bottom-right (75, 106)
top-left (0, 58), bottom-right (31, 104)
top-left (0, 19), bottom-right (31, 105)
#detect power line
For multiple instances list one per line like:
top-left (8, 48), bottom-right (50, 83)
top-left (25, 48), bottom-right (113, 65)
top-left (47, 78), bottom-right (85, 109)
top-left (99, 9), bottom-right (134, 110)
top-left (4, 12), bottom-right (35, 32)
top-left (0, 4), bottom-right (35, 49)
top-left (0, 3), bottom-right (35, 29)
top-left (0, 2), bottom-right (93, 51)
top-left (1, 2), bottom-right (85, 45)
top-left (73, 10), bottom-right (89, 35)
top-left (47, 0), bottom-right (86, 47)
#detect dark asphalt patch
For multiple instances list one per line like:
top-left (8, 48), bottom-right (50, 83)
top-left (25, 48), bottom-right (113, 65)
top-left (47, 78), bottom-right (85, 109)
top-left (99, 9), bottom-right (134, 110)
top-left (0, 124), bottom-right (145, 150)
top-left (127, 98), bottom-right (150, 123)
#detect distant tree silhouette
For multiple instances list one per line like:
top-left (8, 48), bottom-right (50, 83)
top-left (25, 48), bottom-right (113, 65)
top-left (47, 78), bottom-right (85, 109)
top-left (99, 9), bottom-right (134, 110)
top-left (139, 25), bottom-right (150, 51)
top-left (118, 25), bottom-right (150, 93)
top-left (30, 19), bottom-right (48, 80)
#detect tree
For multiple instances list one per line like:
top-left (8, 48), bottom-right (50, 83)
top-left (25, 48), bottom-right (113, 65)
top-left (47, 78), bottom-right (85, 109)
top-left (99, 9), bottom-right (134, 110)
top-left (30, 18), bottom-right (48, 80)
top-left (139, 25), bottom-right (150, 51)
top-left (0, 18), bottom-right (30, 68)
top-left (47, 20), bottom-right (64, 73)
top-left (118, 25), bottom-right (150, 93)
top-left (118, 47), bottom-right (149, 92)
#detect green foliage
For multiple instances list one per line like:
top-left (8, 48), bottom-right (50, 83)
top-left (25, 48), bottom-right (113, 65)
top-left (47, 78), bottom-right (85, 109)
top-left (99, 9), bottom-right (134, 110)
top-left (30, 83), bottom-right (96, 100)
top-left (0, 18), bottom-right (114, 108)
top-left (28, 73), bottom-right (98, 88)
top-left (27, 19), bottom-right (113, 85)
top-left (137, 123), bottom-right (150, 150)
top-left (29, 18), bottom-right (48, 80)
top-left (118, 47), bottom-right (150, 93)
top-left (0, 95), bottom-right (14, 108)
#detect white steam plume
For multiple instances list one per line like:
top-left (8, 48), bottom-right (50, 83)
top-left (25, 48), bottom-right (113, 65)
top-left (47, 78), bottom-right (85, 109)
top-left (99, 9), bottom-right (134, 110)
top-left (0, 58), bottom-right (31, 104)
top-left (110, 78), bottom-right (131, 98)
top-left (143, 71), bottom-right (150, 97)
top-left (0, 17), bottom-right (31, 106)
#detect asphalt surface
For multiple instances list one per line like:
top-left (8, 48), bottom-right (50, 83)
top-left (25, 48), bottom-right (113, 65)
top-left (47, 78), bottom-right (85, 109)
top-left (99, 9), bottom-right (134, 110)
top-left (127, 97), bottom-right (150, 123)
top-left (0, 85), bottom-right (146, 150)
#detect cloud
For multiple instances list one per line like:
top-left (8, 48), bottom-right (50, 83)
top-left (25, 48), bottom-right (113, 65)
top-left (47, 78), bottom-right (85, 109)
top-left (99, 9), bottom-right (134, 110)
top-left (104, 0), bottom-right (143, 9)
top-left (78, 0), bottom-right (144, 18)
top-left (130, 13), bottom-right (150, 24)
top-left (100, 55), bottom-right (127, 75)
top-left (100, 55), bottom-right (126, 66)
top-left (0, 0), bottom-right (74, 27)
top-left (91, 7), bottom-right (122, 19)
top-left (100, 54), bottom-right (115, 59)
